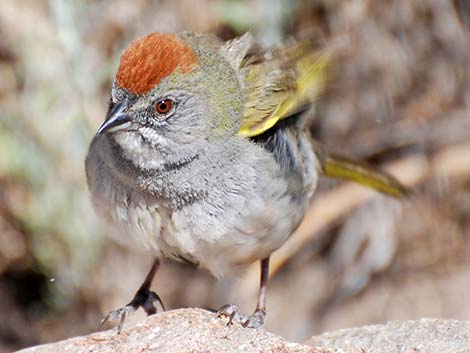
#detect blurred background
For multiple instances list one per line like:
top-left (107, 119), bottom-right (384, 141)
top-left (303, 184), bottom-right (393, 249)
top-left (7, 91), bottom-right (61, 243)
top-left (1, 0), bottom-right (469, 351)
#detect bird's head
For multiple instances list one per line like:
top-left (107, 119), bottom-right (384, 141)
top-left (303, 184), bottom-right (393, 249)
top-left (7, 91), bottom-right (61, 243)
top-left (97, 32), bottom-right (243, 168)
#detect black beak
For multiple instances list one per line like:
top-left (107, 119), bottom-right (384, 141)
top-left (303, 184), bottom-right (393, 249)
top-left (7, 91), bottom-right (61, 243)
top-left (97, 102), bottom-right (131, 135)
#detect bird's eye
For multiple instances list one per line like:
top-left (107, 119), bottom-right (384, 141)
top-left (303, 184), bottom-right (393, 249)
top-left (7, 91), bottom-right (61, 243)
top-left (155, 99), bottom-right (174, 115)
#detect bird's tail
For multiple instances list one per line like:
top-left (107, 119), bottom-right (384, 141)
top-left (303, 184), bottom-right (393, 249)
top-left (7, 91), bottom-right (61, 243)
top-left (319, 153), bottom-right (409, 198)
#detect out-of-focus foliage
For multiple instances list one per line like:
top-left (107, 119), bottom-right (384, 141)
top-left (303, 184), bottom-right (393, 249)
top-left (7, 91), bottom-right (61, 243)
top-left (0, 0), bottom-right (469, 351)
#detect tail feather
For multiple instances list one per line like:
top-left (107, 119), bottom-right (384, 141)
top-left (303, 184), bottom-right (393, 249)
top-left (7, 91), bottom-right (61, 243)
top-left (321, 154), bottom-right (409, 198)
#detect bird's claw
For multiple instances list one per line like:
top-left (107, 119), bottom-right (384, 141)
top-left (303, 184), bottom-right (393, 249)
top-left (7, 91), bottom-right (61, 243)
top-left (100, 289), bottom-right (164, 333)
top-left (217, 304), bottom-right (244, 326)
top-left (217, 304), bottom-right (266, 328)
top-left (243, 308), bottom-right (266, 328)
top-left (100, 305), bottom-right (137, 333)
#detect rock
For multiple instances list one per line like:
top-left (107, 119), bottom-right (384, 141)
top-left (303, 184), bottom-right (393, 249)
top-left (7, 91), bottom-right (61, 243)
top-left (16, 308), bottom-right (333, 353)
top-left (306, 318), bottom-right (470, 353)
top-left (16, 310), bottom-right (470, 353)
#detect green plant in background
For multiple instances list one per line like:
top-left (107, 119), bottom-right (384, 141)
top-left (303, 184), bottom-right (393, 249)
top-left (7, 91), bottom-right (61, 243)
top-left (0, 0), bottom-right (110, 313)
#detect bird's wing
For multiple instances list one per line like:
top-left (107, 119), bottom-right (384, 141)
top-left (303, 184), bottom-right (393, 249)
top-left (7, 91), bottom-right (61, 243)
top-left (219, 34), bottom-right (329, 138)
top-left (220, 34), bottom-right (407, 198)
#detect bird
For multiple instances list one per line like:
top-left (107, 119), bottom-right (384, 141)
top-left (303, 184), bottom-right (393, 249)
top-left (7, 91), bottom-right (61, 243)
top-left (85, 31), bottom-right (407, 332)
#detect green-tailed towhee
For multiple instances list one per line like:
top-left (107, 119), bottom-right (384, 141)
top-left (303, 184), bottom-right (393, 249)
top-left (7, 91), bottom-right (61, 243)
top-left (85, 32), bottom-right (406, 331)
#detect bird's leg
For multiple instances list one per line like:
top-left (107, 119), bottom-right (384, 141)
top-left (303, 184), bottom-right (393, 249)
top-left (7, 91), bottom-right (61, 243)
top-left (217, 257), bottom-right (270, 328)
top-left (101, 258), bottom-right (165, 333)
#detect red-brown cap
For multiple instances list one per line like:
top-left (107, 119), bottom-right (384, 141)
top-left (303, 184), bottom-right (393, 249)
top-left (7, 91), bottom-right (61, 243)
top-left (116, 33), bottom-right (199, 95)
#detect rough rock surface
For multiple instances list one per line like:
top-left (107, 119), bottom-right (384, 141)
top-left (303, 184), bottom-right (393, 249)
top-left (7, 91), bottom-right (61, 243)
top-left (17, 309), bottom-right (470, 353)
top-left (307, 318), bottom-right (470, 353)
top-left (16, 308), bottom-right (333, 353)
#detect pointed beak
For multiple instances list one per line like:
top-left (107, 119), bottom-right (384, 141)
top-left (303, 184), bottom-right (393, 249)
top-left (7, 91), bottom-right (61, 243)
top-left (96, 102), bottom-right (132, 135)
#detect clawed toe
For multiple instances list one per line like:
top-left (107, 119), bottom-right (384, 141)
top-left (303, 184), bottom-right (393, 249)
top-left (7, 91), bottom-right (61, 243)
top-left (242, 308), bottom-right (266, 328)
top-left (100, 289), bottom-right (165, 333)
top-left (100, 259), bottom-right (164, 333)
top-left (217, 304), bottom-right (266, 328)
top-left (101, 305), bottom-right (137, 333)
top-left (217, 304), bottom-right (245, 326)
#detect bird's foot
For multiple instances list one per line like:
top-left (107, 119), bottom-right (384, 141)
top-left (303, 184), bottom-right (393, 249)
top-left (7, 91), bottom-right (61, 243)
top-left (217, 304), bottom-right (266, 328)
top-left (101, 288), bottom-right (164, 333)
top-left (100, 305), bottom-right (137, 333)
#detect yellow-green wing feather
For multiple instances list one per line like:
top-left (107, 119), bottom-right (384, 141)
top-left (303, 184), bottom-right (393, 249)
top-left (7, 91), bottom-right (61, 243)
top-left (237, 42), bottom-right (329, 137)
